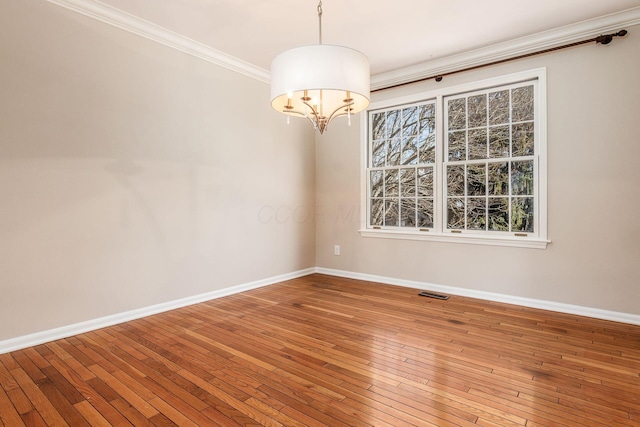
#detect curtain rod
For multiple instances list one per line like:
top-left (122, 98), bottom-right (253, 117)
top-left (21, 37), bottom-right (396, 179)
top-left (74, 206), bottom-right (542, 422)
top-left (372, 30), bottom-right (628, 93)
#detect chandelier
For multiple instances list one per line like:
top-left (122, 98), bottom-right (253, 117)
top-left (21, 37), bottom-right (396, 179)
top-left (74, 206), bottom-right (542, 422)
top-left (270, 1), bottom-right (370, 134)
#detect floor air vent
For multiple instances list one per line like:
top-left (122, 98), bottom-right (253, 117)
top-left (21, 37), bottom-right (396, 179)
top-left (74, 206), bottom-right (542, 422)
top-left (419, 291), bottom-right (449, 300)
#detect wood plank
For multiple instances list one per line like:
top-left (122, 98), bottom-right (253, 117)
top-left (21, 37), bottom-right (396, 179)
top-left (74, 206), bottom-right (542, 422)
top-left (87, 364), bottom-right (158, 418)
top-left (109, 398), bottom-right (155, 427)
top-left (20, 410), bottom-right (47, 427)
top-left (147, 396), bottom-right (200, 427)
top-left (0, 386), bottom-right (27, 427)
top-left (73, 400), bottom-right (112, 427)
top-left (32, 377), bottom-right (89, 427)
top-left (6, 387), bottom-right (34, 415)
top-left (41, 366), bottom-right (86, 405)
top-left (0, 354), bottom-right (19, 371)
top-left (9, 367), bottom-right (68, 427)
top-left (45, 358), bottom-right (134, 426)
top-left (0, 362), bottom-right (19, 392)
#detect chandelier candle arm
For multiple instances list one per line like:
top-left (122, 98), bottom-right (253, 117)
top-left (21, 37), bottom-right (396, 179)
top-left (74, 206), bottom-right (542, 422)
top-left (270, 1), bottom-right (370, 134)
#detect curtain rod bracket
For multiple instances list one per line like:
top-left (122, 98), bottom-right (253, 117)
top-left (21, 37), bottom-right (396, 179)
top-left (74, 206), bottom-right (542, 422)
top-left (596, 29), bottom-right (627, 45)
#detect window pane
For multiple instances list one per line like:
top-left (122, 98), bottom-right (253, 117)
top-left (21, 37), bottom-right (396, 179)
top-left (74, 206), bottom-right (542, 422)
top-left (489, 125), bottom-right (510, 158)
top-left (467, 163), bottom-right (486, 196)
top-left (372, 112), bottom-right (386, 140)
top-left (370, 170), bottom-right (383, 198)
top-left (488, 162), bottom-right (509, 196)
top-left (512, 122), bottom-right (534, 157)
top-left (419, 132), bottom-right (436, 163)
top-left (489, 90), bottom-right (509, 125)
top-left (402, 135), bottom-right (418, 165)
top-left (387, 137), bottom-right (401, 166)
top-left (447, 198), bottom-right (465, 229)
top-left (417, 198), bottom-right (434, 228)
top-left (448, 98), bottom-right (466, 130)
top-left (420, 116), bottom-right (435, 136)
top-left (385, 169), bottom-right (399, 196)
top-left (447, 165), bottom-right (465, 196)
top-left (468, 94), bottom-right (487, 128)
top-left (512, 85), bottom-right (534, 122)
top-left (511, 160), bottom-right (534, 195)
top-left (371, 198), bottom-right (384, 226)
top-left (419, 108), bottom-right (436, 164)
top-left (402, 107), bottom-right (419, 135)
top-left (467, 197), bottom-right (486, 230)
top-left (488, 198), bottom-right (509, 231)
top-left (387, 110), bottom-right (401, 138)
top-left (448, 131), bottom-right (466, 161)
top-left (417, 167), bottom-right (433, 197)
top-left (468, 128), bottom-right (487, 160)
top-left (400, 198), bottom-right (416, 227)
top-left (372, 139), bottom-right (386, 167)
top-left (400, 168), bottom-right (416, 197)
top-left (419, 103), bottom-right (435, 123)
top-left (385, 200), bottom-right (399, 226)
top-left (512, 197), bottom-right (534, 232)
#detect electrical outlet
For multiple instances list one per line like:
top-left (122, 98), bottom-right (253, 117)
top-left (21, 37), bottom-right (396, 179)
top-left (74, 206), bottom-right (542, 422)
top-left (334, 245), bottom-right (340, 256)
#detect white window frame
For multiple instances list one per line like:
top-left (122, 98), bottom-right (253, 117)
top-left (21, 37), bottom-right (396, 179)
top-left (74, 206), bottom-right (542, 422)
top-left (360, 68), bottom-right (549, 249)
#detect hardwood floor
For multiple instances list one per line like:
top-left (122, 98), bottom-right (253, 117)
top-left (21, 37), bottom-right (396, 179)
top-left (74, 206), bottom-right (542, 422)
top-left (1, 274), bottom-right (639, 426)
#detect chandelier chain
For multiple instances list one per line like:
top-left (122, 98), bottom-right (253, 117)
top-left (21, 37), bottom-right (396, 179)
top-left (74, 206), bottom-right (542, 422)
top-left (317, 1), bottom-right (323, 44)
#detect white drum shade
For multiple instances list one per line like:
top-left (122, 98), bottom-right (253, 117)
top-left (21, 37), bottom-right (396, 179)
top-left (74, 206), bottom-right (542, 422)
top-left (270, 44), bottom-right (370, 117)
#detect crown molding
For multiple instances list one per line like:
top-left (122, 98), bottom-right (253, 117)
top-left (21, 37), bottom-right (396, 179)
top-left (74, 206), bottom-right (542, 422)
top-left (371, 6), bottom-right (640, 91)
top-left (45, 0), bottom-right (270, 83)
top-left (43, 1), bottom-right (640, 90)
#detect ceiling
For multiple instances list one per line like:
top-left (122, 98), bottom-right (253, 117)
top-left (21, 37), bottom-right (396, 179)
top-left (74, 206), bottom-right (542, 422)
top-left (85, 0), bottom-right (639, 77)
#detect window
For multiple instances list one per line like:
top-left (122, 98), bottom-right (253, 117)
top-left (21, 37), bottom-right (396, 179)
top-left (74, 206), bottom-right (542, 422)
top-left (369, 101), bottom-right (436, 229)
top-left (362, 69), bottom-right (548, 248)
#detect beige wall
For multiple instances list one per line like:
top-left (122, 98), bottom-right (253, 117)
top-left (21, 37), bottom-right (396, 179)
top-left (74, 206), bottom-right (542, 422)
top-left (316, 24), bottom-right (640, 315)
top-left (0, 0), bottom-right (316, 341)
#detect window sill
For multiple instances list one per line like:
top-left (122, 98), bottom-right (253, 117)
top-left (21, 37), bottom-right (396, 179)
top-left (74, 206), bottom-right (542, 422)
top-left (359, 229), bottom-right (550, 249)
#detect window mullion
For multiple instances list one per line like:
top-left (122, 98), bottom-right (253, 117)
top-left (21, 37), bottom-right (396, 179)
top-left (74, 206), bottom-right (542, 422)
top-left (435, 94), bottom-right (445, 235)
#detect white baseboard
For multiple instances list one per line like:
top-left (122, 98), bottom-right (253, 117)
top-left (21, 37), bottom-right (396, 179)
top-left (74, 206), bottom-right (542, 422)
top-left (0, 268), bottom-right (315, 354)
top-left (3, 266), bottom-right (638, 354)
top-left (315, 267), bottom-right (640, 326)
